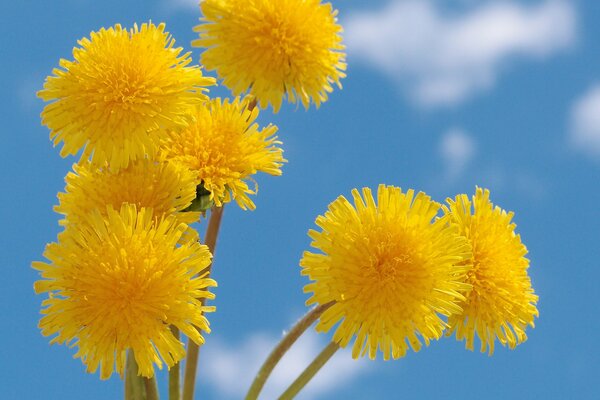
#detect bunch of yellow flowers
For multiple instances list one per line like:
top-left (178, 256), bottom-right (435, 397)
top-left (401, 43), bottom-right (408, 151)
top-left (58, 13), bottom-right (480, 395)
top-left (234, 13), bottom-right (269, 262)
top-left (33, 1), bottom-right (538, 399)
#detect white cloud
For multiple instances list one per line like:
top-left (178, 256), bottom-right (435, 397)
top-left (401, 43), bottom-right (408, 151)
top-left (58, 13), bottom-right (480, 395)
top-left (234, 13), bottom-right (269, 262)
top-left (199, 330), bottom-right (371, 399)
top-left (439, 128), bottom-right (476, 179)
top-left (345, 0), bottom-right (576, 107)
top-left (570, 84), bottom-right (600, 158)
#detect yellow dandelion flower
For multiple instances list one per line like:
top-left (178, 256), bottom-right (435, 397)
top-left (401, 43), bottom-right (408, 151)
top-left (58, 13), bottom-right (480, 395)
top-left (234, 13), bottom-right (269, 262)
top-left (161, 97), bottom-right (285, 210)
top-left (444, 188), bottom-right (539, 354)
top-left (33, 205), bottom-right (216, 379)
top-left (300, 185), bottom-right (472, 360)
top-left (55, 159), bottom-right (201, 241)
top-left (38, 22), bottom-right (215, 170)
top-left (193, 0), bottom-right (346, 112)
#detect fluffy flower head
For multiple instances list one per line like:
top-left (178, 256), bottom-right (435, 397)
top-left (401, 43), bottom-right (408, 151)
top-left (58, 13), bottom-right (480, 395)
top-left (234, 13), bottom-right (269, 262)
top-left (193, 0), bottom-right (346, 112)
top-left (301, 185), bottom-right (472, 360)
top-left (55, 159), bottom-right (201, 239)
top-left (161, 97), bottom-right (285, 210)
top-left (33, 205), bottom-right (216, 379)
top-left (444, 188), bottom-right (539, 354)
top-left (38, 22), bottom-right (215, 170)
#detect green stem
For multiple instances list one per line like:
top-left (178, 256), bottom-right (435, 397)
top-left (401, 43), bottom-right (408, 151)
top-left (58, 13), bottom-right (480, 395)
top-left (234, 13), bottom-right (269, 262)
top-left (182, 206), bottom-right (225, 400)
top-left (278, 341), bottom-right (340, 400)
top-left (144, 376), bottom-right (159, 400)
top-left (125, 351), bottom-right (147, 400)
top-left (245, 302), bottom-right (334, 400)
top-left (169, 326), bottom-right (181, 400)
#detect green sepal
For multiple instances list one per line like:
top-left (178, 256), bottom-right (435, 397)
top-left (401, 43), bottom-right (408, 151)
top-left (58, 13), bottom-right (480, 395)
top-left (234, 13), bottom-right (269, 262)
top-left (183, 182), bottom-right (214, 213)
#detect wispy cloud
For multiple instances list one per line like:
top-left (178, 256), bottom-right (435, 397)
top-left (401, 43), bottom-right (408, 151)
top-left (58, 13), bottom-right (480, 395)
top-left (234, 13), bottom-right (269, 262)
top-left (439, 128), bottom-right (476, 180)
top-left (433, 127), bottom-right (547, 199)
top-left (345, 0), bottom-right (576, 107)
top-left (570, 84), bottom-right (600, 158)
top-left (198, 329), bottom-right (371, 399)
top-left (163, 0), bottom-right (199, 11)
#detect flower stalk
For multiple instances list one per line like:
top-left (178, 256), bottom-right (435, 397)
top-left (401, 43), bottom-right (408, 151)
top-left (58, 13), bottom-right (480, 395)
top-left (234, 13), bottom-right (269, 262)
top-left (144, 377), bottom-right (159, 400)
top-left (182, 205), bottom-right (225, 400)
top-left (125, 352), bottom-right (146, 400)
top-left (245, 302), bottom-right (334, 400)
top-left (278, 341), bottom-right (340, 400)
top-left (169, 326), bottom-right (181, 400)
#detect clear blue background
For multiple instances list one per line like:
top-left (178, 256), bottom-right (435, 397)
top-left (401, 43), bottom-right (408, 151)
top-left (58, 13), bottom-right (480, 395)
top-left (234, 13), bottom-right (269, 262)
top-left (2, 0), bottom-right (598, 399)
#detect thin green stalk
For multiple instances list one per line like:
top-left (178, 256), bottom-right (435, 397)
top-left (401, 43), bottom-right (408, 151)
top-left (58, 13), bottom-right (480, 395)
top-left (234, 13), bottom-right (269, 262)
top-left (245, 302), bottom-right (334, 400)
top-left (278, 341), bottom-right (340, 400)
top-left (144, 376), bottom-right (159, 400)
top-left (182, 206), bottom-right (225, 400)
top-left (125, 351), bottom-right (147, 400)
top-left (169, 326), bottom-right (181, 400)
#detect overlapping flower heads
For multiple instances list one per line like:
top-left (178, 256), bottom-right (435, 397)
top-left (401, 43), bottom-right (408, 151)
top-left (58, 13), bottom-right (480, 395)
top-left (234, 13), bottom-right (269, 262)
top-left (34, 205), bottom-right (215, 379)
top-left (33, 3), bottom-right (540, 398)
top-left (55, 159), bottom-right (201, 241)
top-left (161, 97), bottom-right (285, 210)
top-left (300, 185), bottom-right (538, 360)
top-left (301, 185), bottom-right (472, 359)
top-left (194, 0), bottom-right (346, 112)
top-left (33, 19), bottom-right (288, 381)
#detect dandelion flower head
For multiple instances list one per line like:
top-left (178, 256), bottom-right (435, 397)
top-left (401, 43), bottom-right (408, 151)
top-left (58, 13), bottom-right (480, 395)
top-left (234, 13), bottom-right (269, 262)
top-left (38, 22), bottom-right (215, 170)
top-left (444, 188), bottom-right (539, 354)
top-left (55, 159), bottom-right (201, 239)
top-left (161, 97), bottom-right (285, 210)
top-left (193, 0), bottom-right (346, 112)
top-left (33, 205), bottom-right (216, 379)
top-left (301, 185), bottom-right (472, 360)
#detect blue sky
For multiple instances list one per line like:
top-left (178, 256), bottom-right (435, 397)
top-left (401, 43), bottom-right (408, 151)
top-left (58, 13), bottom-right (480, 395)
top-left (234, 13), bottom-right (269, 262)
top-left (2, 0), bottom-right (599, 398)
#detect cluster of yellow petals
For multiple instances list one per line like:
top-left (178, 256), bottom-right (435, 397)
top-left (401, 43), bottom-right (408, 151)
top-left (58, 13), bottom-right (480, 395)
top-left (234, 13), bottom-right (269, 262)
top-left (194, 0), bottom-right (346, 112)
top-left (38, 22), bottom-right (214, 170)
top-left (55, 159), bottom-right (200, 241)
top-left (33, 205), bottom-right (216, 379)
top-left (444, 188), bottom-right (539, 354)
top-left (301, 185), bottom-right (472, 360)
top-left (161, 97), bottom-right (285, 210)
top-left (32, 3), bottom-right (540, 389)
top-left (35, 14), bottom-right (294, 380)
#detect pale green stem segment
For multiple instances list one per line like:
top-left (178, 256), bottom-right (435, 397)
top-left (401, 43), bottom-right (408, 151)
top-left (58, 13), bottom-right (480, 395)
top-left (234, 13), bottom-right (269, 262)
top-left (144, 376), bottom-right (159, 400)
top-left (169, 326), bottom-right (181, 400)
top-left (278, 341), bottom-right (340, 400)
top-left (245, 302), bottom-right (334, 400)
top-left (182, 206), bottom-right (225, 400)
top-left (125, 351), bottom-right (147, 400)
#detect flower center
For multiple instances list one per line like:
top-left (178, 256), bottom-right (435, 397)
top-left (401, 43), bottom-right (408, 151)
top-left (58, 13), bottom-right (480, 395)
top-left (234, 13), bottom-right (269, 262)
top-left (363, 228), bottom-right (425, 291)
top-left (100, 65), bottom-right (149, 110)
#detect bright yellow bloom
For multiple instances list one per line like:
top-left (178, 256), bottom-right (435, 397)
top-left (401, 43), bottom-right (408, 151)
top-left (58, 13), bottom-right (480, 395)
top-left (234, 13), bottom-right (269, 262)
top-left (161, 97), bottom-right (285, 210)
top-left (301, 185), bottom-right (472, 360)
top-left (33, 205), bottom-right (216, 379)
top-left (444, 188), bottom-right (539, 354)
top-left (193, 0), bottom-right (346, 112)
top-left (38, 22), bottom-right (215, 170)
top-left (55, 159), bottom-right (201, 241)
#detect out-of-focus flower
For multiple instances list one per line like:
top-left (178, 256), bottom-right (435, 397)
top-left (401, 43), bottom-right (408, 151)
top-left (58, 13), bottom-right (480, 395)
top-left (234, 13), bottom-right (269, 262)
top-left (443, 188), bottom-right (539, 354)
top-left (161, 97), bottom-right (285, 210)
top-left (38, 22), bottom-right (214, 170)
top-left (193, 0), bottom-right (346, 112)
top-left (33, 205), bottom-right (216, 379)
top-left (301, 185), bottom-right (472, 360)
